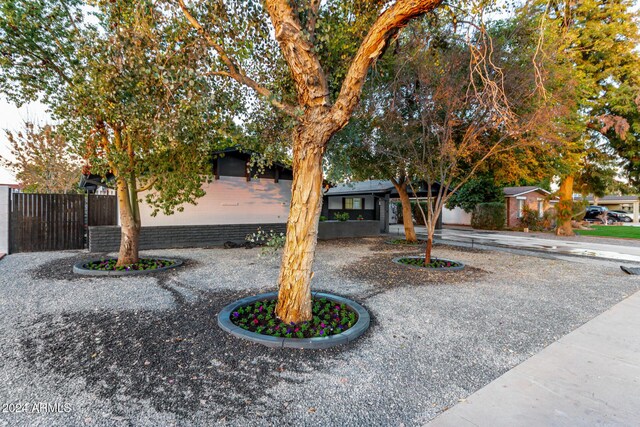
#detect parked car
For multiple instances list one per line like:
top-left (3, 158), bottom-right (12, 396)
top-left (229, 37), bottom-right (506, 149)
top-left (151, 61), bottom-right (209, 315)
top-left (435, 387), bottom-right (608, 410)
top-left (609, 210), bottom-right (633, 222)
top-left (584, 206), bottom-right (612, 224)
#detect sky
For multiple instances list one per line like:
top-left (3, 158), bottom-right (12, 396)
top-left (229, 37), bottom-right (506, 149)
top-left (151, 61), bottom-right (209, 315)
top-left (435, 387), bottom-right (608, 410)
top-left (0, 98), bottom-right (50, 184)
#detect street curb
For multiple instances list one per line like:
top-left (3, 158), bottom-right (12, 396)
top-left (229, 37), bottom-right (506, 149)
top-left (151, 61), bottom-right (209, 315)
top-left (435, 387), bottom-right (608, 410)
top-left (217, 291), bottom-right (370, 349)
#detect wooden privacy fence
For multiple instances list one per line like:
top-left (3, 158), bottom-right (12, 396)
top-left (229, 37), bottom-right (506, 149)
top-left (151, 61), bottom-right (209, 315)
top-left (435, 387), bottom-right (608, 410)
top-left (88, 194), bottom-right (118, 226)
top-left (9, 191), bottom-right (117, 253)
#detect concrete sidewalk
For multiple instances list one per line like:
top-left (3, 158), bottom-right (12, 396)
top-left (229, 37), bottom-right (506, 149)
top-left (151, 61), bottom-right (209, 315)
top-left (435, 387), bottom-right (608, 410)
top-left (388, 225), bottom-right (640, 264)
top-left (428, 290), bottom-right (640, 426)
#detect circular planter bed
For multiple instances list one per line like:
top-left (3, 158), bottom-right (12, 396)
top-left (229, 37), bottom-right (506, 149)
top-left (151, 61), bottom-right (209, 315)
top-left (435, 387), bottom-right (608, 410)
top-left (218, 292), bottom-right (370, 349)
top-left (385, 238), bottom-right (427, 245)
top-left (392, 256), bottom-right (465, 271)
top-left (73, 258), bottom-right (183, 276)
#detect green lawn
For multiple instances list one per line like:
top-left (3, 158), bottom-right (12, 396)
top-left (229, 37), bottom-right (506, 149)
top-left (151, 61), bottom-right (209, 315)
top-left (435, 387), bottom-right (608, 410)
top-left (576, 225), bottom-right (640, 239)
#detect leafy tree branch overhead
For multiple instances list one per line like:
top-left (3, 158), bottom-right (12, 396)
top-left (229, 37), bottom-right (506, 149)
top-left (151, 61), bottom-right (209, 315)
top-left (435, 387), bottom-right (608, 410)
top-left (0, 0), bottom-right (241, 265)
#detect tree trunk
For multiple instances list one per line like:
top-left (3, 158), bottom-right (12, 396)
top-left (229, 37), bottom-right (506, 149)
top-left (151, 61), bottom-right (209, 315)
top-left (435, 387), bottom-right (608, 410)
top-left (115, 177), bottom-right (141, 266)
top-left (555, 175), bottom-right (575, 237)
top-left (393, 182), bottom-right (417, 243)
top-left (276, 126), bottom-right (327, 324)
top-left (424, 237), bottom-right (433, 264)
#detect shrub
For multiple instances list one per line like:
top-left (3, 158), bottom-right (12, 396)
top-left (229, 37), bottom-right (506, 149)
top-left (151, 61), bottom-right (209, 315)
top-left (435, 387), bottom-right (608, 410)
top-left (333, 212), bottom-right (349, 221)
top-left (519, 205), bottom-right (543, 231)
top-left (319, 215), bottom-right (328, 222)
top-left (471, 202), bottom-right (506, 230)
top-left (245, 228), bottom-right (286, 257)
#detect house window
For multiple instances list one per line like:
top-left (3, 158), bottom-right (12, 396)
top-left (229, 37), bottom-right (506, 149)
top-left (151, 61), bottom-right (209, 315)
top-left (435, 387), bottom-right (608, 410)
top-left (517, 198), bottom-right (525, 218)
top-left (344, 197), bottom-right (363, 210)
top-left (538, 200), bottom-right (544, 218)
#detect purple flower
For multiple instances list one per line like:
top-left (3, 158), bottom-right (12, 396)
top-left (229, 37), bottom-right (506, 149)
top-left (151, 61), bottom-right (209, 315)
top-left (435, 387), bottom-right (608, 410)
top-left (320, 323), bottom-right (326, 328)
top-left (259, 306), bottom-right (264, 312)
top-left (319, 330), bottom-right (325, 335)
top-left (232, 312), bottom-right (239, 318)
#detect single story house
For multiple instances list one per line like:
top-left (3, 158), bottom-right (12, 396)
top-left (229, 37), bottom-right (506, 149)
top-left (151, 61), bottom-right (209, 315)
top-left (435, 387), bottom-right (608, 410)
top-left (504, 186), bottom-right (553, 228)
top-left (442, 186), bottom-right (554, 228)
top-left (322, 179), bottom-right (444, 232)
top-left (85, 149), bottom-right (385, 252)
top-left (86, 148), bottom-right (295, 251)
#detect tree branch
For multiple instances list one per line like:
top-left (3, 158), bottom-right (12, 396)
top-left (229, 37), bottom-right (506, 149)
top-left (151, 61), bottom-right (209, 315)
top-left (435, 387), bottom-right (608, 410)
top-left (306, 0), bottom-right (322, 43)
top-left (331, 0), bottom-right (444, 128)
top-left (176, 0), bottom-right (298, 117)
top-left (264, 0), bottom-right (330, 108)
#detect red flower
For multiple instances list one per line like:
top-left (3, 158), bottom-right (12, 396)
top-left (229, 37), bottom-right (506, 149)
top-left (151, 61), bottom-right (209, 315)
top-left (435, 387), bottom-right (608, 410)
top-left (253, 319), bottom-right (259, 325)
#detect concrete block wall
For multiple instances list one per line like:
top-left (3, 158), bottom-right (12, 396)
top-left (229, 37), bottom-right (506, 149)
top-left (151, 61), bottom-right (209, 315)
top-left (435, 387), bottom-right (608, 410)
top-left (317, 220), bottom-right (380, 240)
top-left (88, 223), bottom-right (287, 252)
top-left (89, 220), bottom-right (382, 252)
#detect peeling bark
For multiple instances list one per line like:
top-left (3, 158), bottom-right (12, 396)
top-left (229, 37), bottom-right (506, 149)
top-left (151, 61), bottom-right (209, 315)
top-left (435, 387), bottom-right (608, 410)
top-left (275, 119), bottom-right (329, 323)
top-left (115, 176), bottom-right (141, 266)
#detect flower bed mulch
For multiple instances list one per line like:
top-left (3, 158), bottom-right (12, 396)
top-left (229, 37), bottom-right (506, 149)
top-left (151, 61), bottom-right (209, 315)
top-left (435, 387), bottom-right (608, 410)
top-left (396, 257), bottom-right (463, 269)
top-left (84, 258), bottom-right (176, 271)
top-left (73, 257), bottom-right (183, 276)
top-left (230, 297), bottom-right (358, 338)
top-left (386, 239), bottom-right (427, 245)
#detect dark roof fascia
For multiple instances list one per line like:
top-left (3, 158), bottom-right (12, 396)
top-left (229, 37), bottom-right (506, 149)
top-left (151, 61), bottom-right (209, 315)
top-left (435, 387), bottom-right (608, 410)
top-left (212, 147), bottom-right (292, 173)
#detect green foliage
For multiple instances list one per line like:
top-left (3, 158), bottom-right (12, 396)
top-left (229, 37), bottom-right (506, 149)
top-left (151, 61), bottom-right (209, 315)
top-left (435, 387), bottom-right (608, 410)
top-left (447, 177), bottom-right (504, 213)
top-left (333, 212), bottom-right (349, 222)
top-left (523, 0), bottom-right (640, 188)
top-left (0, 1), bottom-right (242, 219)
top-left (319, 215), bottom-right (328, 222)
top-left (471, 202), bottom-right (506, 230)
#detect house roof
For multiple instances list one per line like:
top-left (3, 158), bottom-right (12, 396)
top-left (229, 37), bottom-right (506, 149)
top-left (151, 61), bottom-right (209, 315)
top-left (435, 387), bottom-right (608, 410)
top-left (325, 180), bottom-right (396, 196)
top-left (325, 179), bottom-right (444, 198)
top-left (577, 194), bottom-right (639, 203)
top-left (503, 186), bottom-right (550, 197)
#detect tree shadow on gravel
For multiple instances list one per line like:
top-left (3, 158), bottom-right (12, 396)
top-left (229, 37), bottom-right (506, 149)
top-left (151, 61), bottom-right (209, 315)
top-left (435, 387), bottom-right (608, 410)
top-left (340, 242), bottom-right (488, 299)
top-left (18, 287), bottom-right (372, 421)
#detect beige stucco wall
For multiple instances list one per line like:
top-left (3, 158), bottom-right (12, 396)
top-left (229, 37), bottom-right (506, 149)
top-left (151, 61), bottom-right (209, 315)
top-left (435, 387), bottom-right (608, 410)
top-left (442, 206), bottom-right (472, 225)
top-left (137, 176), bottom-right (292, 226)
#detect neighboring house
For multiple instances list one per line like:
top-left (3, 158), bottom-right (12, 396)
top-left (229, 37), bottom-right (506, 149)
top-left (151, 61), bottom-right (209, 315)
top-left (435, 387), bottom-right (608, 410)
top-left (504, 186), bottom-right (552, 228)
top-left (322, 179), bottom-right (444, 231)
top-left (577, 194), bottom-right (640, 223)
top-left (85, 148), bottom-right (295, 252)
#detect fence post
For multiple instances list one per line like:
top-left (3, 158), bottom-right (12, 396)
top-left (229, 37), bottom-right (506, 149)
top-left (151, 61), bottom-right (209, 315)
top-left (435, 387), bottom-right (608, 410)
top-left (0, 186), bottom-right (10, 255)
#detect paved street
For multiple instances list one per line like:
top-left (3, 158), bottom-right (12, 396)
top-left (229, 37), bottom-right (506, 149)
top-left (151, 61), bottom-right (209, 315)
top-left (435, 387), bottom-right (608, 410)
top-left (429, 288), bottom-right (640, 427)
top-left (389, 225), bottom-right (640, 264)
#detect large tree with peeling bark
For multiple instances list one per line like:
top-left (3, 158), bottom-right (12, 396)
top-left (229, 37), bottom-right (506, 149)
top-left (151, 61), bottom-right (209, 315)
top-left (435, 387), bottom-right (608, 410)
top-left (174, 0), bottom-right (446, 323)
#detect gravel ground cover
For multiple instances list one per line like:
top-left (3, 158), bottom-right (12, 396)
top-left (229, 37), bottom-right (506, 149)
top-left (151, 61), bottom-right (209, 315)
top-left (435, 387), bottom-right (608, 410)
top-left (0, 238), bottom-right (639, 426)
